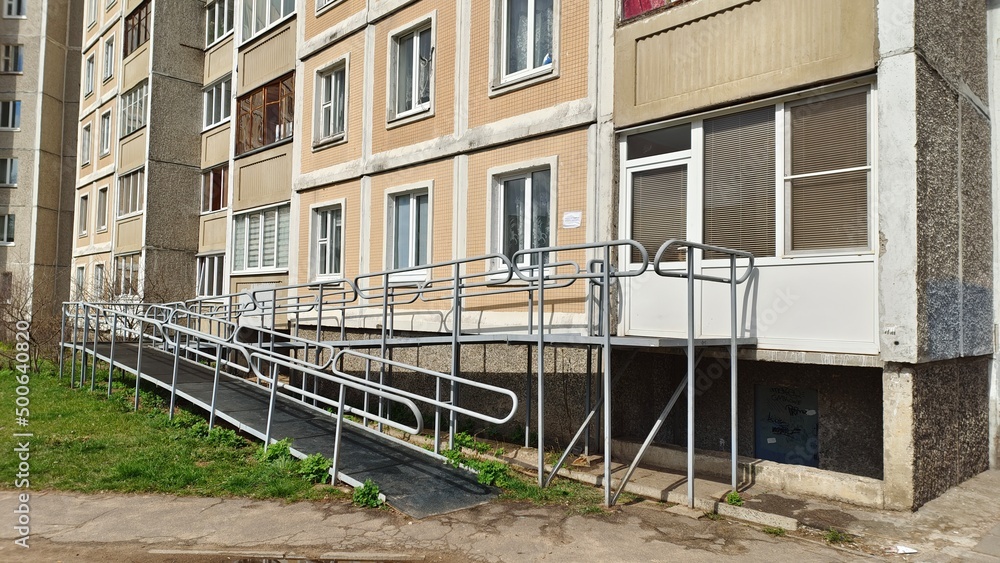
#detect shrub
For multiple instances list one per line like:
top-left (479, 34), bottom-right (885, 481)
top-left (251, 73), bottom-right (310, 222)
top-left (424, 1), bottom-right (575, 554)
top-left (725, 490), bottom-right (744, 507)
top-left (352, 479), bottom-right (383, 508)
top-left (299, 453), bottom-right (332, 484)
top-left (255, 438), bottom-right (293, 463)
top-left (206, 427), bottom-right (244, 448)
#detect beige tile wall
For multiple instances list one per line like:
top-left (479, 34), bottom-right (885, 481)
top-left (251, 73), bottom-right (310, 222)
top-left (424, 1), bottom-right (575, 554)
top-left (304, 0), bottom-right (366, 41)
top-left (296, 178), bottom-right (363, 284)
top-left (300, 32), bottom-right (365, 173)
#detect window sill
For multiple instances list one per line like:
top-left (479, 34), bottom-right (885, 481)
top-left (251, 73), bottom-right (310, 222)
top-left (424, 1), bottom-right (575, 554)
top-left (2, 15), bottom-right (26, 19)
top-left (231, 268), bottom-right (289, 276)
top-left (388, 271), bottom-right (429, 286)
top-left (312, 134), bottom-right (346, 152)
top-left (0, 184), bottom-right (16, 189)
top-left (202, 119), bottom-right (231, 134)
top-left (205, 30), bottom-right (235, 51)
top-left (234, 136), bottom-right (293, 160)
top-left (0, 242), bottom-right (13, 246)
top-left (0, 127), bottom-right (20, 132)
top-left (489, 65), bottom-right (557, 98)
top-left (99, 150), bottom-right (110, 158)
top-left (102, 74), bottom-right (114, 84)
top-left (199, 207), bottom-right (228, 216)
top-left (95, 227), bottom-right (108, 233)
top-left (78, 233), bottom-right (88, 238)
top-left (310, 275), bottom-right (345, 287)
top-left (386, 106), bottom-right (432, 130)
top-left (315, 0), bottom-right (346, 17)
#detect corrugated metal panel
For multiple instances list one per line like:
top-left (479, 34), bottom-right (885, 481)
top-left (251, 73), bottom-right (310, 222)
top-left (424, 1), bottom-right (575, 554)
top-left (201, 125), bottom-right (230, 168)
top-left (121, 46), bottom-right (149, 92)
top-left (205, 37), bottom-right (234, 85)
top-left (239, 26), bottom-right (295, 93)
top-left (118, 130), bottom-right (146, 172)
top-left (115, 216), bottom-right (142, 252)
top-left (235, 151), bottom-right (290, 210)
top-left (200, 214), bottom-right (228, 251)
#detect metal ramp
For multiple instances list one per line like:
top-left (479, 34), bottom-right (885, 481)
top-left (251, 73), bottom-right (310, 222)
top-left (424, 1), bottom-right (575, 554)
top-left (60, 239), bottom-right (757, 513)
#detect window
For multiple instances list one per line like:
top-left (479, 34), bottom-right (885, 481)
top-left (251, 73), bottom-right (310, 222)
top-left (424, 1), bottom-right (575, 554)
top-left (206, 0), bottom-right (234, 45)
top-left (99, 111), bottom-right (112, 155)
top-left (4, 0), bottom-right (25, 17)
top-left (93, 263), bottom-right (105, 297)
top-left (235, 73), bottom-right (293, 155)
top-left (622, 0), bottom-right (673, 20)
top-left (123, 1), bottom-right (151, 58)
top-left (117, 168), bottom-right (144, 216)
top-left (103, 35), bottom-right (115, 81)
top-left (0, 158), bottom-right (17, 187)
top-left (388, 190), bottom-right (429, 270)
top-left (201, 165), bottom-right (228, 212)
top-left (316, 62), bottom-right (346, 143)
top-left (0, 100), bottom-right (20, 129)
top-left (115, 253), bottom-right (140, 296)
top-left (96, 187), bottom-right (108, 230)
top-left (389, 23), bottom-right (432, 120)
top-left (80, 124), bottom-right (92, 166)
top-left (312, 205), bottom-right (343, 278)
top-left (232, 205), bottom-right (290, 272)
top-left (1, 45), bottom-right (23, 73)
top-left (197, 254), bottom-right (225, 297)
top-left (84, 54), bottom-right (95, 96)
top-left (496, 169), bottom-right (551, 266)
top-left (75, 266), bottom-right (86, 298)
top-left (120, 81), bottom-right (147, 137)
top-left (78, 195), bottom-right (89, 236)
top-left (623, 87), bottom-right (871, 263)
top-left (0, 214), bottom-right (13, 244)
top-left (87, 0), bottom-right (97, 26)
top-left (242, 0), bottom-right (294, 42)
top-left (203, 75), bottom-right (232, 129)
top-left (317, 0), bottom-right (341, 11)
top-left (499, 0), bottom-right (553, 83)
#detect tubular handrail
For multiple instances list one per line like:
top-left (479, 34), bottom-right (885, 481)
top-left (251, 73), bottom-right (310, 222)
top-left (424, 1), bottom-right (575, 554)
top-left (333, 349), bottom-right (520, 426)
top-left (511, 240), bottom-right (650, 281)
top-left (652, 239), bottom-right (755, 284)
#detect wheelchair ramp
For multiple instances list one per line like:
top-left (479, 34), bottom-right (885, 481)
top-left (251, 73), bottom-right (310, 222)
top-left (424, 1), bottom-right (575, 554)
top-left (92, 343), bottom-right (496, 519)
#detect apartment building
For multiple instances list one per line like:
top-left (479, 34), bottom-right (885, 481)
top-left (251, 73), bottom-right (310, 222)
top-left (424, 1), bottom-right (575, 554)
top-left (0, 0), bottom-right (80, 319)
top-left (613, 0), bottom-right (999, 510)
top-left (72, 0), bottom-right (202, 303)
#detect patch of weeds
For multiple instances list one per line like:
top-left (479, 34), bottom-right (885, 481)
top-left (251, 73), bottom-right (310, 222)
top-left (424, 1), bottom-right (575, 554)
top-left (823, 528), bottom-right (852, 544)
top-left (186, 420), bottom-right (210, 439)
top-left (472, 460), bottom-right (508, 486)
top-left (703, 511), bottom-right (723, 521)
top-left (452, 432), bottom-right (490, 453)
top-left (206, 427), bottom-right (245, 449)
top-left (442, 447), bottom-right (464, 467)
top-left (352, 479), bottom-right (383, 508)
top-left (578, 504), bottom-right (605, 515)
top-left (299, 453), bottom-right (332, 484)
top-left (255, 438), bottom-right (293, 463)
top-left (493, 447), bottom-right (506, 457)
top-left (725, 490), bottom-right (744, 507)
top-left (763, 526), bottom-right (786, 537)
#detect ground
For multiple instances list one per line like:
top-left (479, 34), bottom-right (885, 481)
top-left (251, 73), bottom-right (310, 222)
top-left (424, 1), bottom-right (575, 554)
top-left (1, 490), bottom-right (868, 562)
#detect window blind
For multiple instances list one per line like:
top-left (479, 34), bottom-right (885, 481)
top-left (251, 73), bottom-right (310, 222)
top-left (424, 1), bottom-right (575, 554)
top-left (631, 165), bottom-right (687, 262)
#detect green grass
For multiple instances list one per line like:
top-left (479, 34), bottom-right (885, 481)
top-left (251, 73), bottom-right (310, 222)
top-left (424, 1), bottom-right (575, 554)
top-left (0, 363), bottom-right (347, 502)
top-left (763, 526), bottom-right (786, 537)
top-left (823, 528), bottom-right (853, 544)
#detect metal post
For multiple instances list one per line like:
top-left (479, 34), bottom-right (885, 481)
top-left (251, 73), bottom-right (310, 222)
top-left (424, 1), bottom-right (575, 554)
top-left (80, 307), bottom-right (90, 388)
top-left (263, 361), bottom-right (280, 448)
top-left (730, 257), bottom-right (738, 491)
top-left (330, 382), bottom-right (347, 485)
top-left (209, 342), bottom-right (222, 429)
top-left (70, 304), bottom-right (79, 387)
top-left (525, 342), bottom-right (531, 449)
top-left (90, 309), bottom-right (100, 391)
top-left (107, 312), bottom-right (118, 397)
top-left (537, 250), bottom-right (546, 488)
top-left (686, 248), bottom-right (696, 508)
top-left (58, 305), bottom-right (67, 381)
top-left (450, 263), bottom-right (461, 451)
top-left (134, 322), bottom-right (144, 411)
top-left (602, 246), bottom-right (613, 506)
top-left (379, 280), bottom-right (389, 433)
top-left (168, 328), bottom-right (181, 421)
top-left (585, 345), bottom-right (592, 457)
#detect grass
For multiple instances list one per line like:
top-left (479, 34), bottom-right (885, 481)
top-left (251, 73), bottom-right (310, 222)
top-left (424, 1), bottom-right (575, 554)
top-left (763, 526), bottom-right (786, 537)
top-left (823, 528), bottom-right (853, 544)
top-left (725, 490), bottom-right (744, 507)
top-left (0, 362), bottom-right (347, 502)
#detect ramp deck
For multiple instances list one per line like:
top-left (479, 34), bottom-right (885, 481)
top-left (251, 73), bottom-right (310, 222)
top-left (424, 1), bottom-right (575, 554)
top-left (90, 342), bottom-right (495, 519)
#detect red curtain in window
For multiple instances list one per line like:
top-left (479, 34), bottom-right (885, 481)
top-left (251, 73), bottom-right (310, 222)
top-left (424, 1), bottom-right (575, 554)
top-left (623, 0), bottom-right (669, 20)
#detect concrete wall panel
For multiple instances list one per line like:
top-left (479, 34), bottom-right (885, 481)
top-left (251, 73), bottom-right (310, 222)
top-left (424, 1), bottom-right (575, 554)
top-left (115, 215), bottom-right (142, 252)
top-left (121, 44), bottom-right (150, 92)
top-left (204, 37), bottom-right (234, 85)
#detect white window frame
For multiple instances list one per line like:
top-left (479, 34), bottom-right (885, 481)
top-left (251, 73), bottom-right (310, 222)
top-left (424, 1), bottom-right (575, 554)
top-left (196, 254), bottom-right (226, 297)
top-left (384, 182), bottom-right (433, 283)
top-left (315, 0), bottom-right (344, 15)
top-left (3, 0), bottom-right (25, 18)
top-left (87, 0), bottom-right (97, 27)
top-left (314, 57), bottom-right (348, 146)
top-left (93, 263), bottom-right (105, 297)
top-left (99, 111), bottom-right (112, 156)
top-left (75, 266), bottom-right (86, 299)
top-left (241, 0), bottom-right (295, 44)
top-left (0, 214), bottom-right (14, 244)
top-left (206, 0), bottom-right (234, 47)
top-left (310, 200), bottom-right (345, 281)
top-left (201, 165), bottom-right (228, 213)
top-left (103, 35), bottom-right (115, 81)
top-left (84, 54), bottom-right (95, 97)
top-left (78, 195), bottom-right (89, 236)
top-left (486, 157), bottom-right (558, 273)
top-left (1, 44), bottom-right (23, 73)
top-left (114, 252), bottom-right (141, 296)
top-left (120, 81), bottom-right (148, 137)
top-left (491, 0), bottom-right (558, 92)
top-left (96, 186), bottom-right (108, 231)
top-left (203, 75), bottom-right (232, 130)
top-left (117, 167), bottom-right (144, 217)
top-left (80, 124), bottom-right (92, 166)
top-left (0, 157), bottom-right (18, 187)
top-left (231, 204), bottom-right (290, 273)
top-left (618, 81), bottom-right (877, 270)
top-left (387, 16), bottom-right (435, 124)
top-left (0, 100), bottom-right (20, 130)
